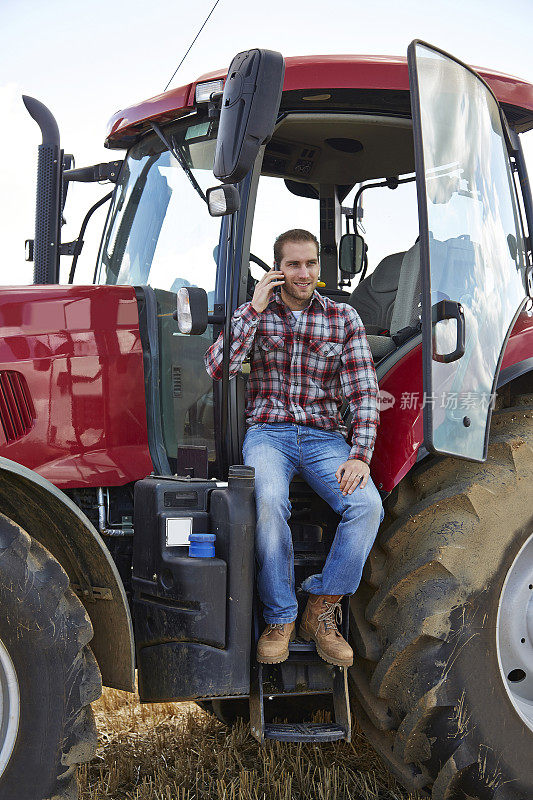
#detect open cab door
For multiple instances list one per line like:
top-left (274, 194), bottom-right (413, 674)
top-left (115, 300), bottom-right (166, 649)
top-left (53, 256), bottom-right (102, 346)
top-left (408, 41), bottom-right (530, 460)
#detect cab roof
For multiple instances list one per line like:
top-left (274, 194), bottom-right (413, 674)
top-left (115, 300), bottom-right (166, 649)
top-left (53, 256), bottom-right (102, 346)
top-left (105, 54), bottom-right (533, 149)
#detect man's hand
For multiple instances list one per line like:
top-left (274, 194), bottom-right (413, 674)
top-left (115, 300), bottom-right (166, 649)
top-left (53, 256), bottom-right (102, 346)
top-left (251, 269), bottom-right (285, 313)
top-left (335, 458), bottom-right (370, 495)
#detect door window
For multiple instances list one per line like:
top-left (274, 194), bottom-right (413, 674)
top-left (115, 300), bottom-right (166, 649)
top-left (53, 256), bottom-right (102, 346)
top-left (409, 43), bottom-right (528, 460)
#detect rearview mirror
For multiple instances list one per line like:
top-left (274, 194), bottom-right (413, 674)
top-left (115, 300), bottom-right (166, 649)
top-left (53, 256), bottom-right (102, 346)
top-left (213, 49), bottom-right (285, 184)
top-left (339, 233), bottom-right (366, 276)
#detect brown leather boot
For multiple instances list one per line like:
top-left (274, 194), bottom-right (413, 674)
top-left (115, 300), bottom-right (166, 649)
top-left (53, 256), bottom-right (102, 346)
top-left (299, 595), bottom-right (353, 667)
top-left (257, 621), bottom-right (296, 664)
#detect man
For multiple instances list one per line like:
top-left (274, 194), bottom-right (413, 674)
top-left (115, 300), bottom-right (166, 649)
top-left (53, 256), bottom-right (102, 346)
top-left (205, 229), bottom-right (384, 668)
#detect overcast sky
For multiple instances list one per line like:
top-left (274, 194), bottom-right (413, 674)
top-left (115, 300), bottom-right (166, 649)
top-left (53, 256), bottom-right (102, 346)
top-left (1, 0), bottom-right (532, 285)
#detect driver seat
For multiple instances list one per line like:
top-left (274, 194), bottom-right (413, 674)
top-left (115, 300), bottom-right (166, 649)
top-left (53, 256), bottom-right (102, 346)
top-left (348, 242), bottom-right (421, 361)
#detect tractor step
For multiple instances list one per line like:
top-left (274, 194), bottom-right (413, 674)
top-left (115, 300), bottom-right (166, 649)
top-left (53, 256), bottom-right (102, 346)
top-left (293, 555), bottom-right (326, 567)
top-left (288, 639), bottom-right (317, 653)
top-left (263, 722), bottom-right (346, 742)
top-left (249, 597), bottom-right (351, 744)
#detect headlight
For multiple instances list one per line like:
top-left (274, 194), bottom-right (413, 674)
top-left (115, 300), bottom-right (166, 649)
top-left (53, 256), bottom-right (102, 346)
top-left (176, 288), bottom-right (192, 334)
top-left (195, 79), bottom-right (224, 104)
top-left (175, 287), bottom-right (208, 335)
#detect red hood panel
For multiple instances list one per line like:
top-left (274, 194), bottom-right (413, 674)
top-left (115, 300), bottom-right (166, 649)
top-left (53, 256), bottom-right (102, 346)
top-left (0, 286), bottom-right (152, 488)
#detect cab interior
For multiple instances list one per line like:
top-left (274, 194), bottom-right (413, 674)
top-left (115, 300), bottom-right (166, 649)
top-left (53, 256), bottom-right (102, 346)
top-left (248, 112), bottom-right (421, 365)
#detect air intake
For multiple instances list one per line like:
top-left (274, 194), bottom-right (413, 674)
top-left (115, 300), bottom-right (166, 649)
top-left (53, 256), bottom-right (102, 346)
top-left (0, 372), bottom-right (35, 443)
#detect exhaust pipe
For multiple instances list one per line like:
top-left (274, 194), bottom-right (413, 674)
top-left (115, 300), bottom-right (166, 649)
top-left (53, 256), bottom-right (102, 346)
top-left (23, 96), bottom-right (62, 284)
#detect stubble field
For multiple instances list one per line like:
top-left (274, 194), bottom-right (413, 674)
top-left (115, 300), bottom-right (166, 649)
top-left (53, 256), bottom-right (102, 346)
top-left (78, 687), bottom-right (422, 800)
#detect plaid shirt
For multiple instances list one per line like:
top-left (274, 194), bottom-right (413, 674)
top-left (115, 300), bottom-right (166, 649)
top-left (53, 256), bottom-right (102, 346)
top-left (204, 291), bottom-right (379, 464)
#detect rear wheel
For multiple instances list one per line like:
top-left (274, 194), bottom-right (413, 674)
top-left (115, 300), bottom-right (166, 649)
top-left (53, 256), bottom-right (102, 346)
top-left (350, 393), bottom-right (533, 798)
top-left (0, 515), bottom-right (102, 800)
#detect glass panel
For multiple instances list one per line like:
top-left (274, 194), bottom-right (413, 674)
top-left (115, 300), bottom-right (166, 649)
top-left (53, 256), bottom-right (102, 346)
top-left (249, 175), bottom-right (318, 281)
top-left (413, 44), bottom-right (528, 460)
top-left (96, 120), bottom-right (221, 469)
top-left (97, 121), bottom-right (219, 298)
top-left (341, 180), bottom-right (419, 283)
top-left (249, 174), bottom-right (419, 295)
top-left (155, 289), bottom-right (215, 467)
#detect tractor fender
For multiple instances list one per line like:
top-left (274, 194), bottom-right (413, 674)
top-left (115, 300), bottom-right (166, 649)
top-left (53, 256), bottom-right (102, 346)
top-left (0, 456), bottom-right (134, 691)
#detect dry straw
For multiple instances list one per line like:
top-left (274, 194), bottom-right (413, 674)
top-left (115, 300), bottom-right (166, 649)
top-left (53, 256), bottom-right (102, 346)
top-left (78, 687), bottom-right (422, 799)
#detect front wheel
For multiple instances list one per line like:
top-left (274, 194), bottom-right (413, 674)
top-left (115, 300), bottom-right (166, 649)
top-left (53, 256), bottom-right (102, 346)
top-left (350, 394), bottom-right (533, 799)
top-left (0, 515), bottom-right (102, 799)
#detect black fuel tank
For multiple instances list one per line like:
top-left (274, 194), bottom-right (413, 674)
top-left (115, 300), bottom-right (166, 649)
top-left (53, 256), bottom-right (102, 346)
top-left (133, 466), bottom-right (255, 702)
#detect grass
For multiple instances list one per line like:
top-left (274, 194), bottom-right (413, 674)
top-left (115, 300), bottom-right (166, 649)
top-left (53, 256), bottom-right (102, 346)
top-left (78, 687), bottom-right (423, 800)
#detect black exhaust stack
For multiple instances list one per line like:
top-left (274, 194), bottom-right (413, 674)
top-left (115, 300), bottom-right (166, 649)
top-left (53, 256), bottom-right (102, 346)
top-left (23, 96), bottom-right (62, 284)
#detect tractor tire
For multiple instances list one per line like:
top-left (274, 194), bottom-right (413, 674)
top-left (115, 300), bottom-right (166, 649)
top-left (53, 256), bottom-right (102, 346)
top-left (0, 514), bottom-right (102, 800)
top-left (349, 393), bottom-right (533, 799)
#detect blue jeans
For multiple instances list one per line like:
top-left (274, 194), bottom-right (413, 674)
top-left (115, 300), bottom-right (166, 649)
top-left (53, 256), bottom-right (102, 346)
top-left (243, 423), bottom-right (385, 624)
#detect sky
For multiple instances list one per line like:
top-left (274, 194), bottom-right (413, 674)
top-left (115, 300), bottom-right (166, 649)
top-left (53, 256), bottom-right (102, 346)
top-left (1, 0), bottom-right (533, 286)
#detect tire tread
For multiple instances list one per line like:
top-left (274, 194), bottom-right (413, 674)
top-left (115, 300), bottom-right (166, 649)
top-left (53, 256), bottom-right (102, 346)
top-left (0, 517), bottom-right (101, 800)
top-left (351, 398), bottom-right (533, 799)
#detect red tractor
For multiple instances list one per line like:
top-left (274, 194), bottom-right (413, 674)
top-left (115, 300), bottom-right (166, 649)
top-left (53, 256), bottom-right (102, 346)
top-left (2, 41), bottom-right (531, 799)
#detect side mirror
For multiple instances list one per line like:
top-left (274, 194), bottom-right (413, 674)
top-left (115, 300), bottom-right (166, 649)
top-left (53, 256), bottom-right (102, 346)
top-left (174, 287), bottom-right (208, 335)
top-left (339, 233), bottom-right (366, 276)
top-left (207, 184), bottom-right (240, 217)
top-left (213, 49), bottom-right (285, 184)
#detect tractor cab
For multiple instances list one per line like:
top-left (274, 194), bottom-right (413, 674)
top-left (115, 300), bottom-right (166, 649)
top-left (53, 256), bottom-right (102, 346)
top-left (247, 114), bottom-right (420, 360)
top-left (99, 44), bottom-right (532, 477)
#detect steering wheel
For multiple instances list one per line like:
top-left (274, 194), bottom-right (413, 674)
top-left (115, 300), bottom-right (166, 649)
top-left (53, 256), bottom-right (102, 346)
top-left (250, 253), bottom-right (271, 272)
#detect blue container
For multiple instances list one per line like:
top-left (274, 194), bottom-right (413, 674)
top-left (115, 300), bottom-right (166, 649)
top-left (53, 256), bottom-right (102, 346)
top-left (189, 533), bottom-right (216, 558)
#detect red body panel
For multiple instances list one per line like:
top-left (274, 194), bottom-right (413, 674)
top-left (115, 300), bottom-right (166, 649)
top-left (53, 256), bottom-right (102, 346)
top-left (371, 308), bottom-right (533, 492)
top-left (371, 341), bottom-right (423, 493)
top-left (0, 287), bottom-right (529, 493)
top-left (107, 85), bottom-right (194, 144)
top-left (106, 55), bottom-right (533, 146)
top-left (0, 286), bottom-right (152, 488)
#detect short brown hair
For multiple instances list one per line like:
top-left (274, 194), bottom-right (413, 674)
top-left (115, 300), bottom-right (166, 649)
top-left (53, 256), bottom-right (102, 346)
top-left (273, 229), bottom-right (320, 265)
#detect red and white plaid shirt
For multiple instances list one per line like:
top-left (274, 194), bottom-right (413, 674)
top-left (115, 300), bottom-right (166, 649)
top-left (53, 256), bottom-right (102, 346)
top-left (204, 291), bottom-right (379, 464)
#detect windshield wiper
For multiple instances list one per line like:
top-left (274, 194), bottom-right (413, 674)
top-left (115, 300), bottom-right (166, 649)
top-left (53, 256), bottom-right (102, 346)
top-left (150, 122), bottom-right (207, 204)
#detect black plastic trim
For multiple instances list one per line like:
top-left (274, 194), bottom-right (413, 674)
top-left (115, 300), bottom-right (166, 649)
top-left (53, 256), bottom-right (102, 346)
top-left (515, 138), bottom-right (533, 297)
top-left (93, 158), bottom-right (128, 284)
top-left (407, 41), bottom-right (434, 456)
top-left (497, 356), bottom-right (533, 388)
top-left (134, 286), bottom-right (172, 476)
top-left (212, 166), bottom-right (257, 477)
top-left (68, 192), bottom-right (113, 284)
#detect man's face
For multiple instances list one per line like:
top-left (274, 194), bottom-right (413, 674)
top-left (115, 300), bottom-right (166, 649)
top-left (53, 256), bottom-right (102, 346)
top-left (278, 241), bottom-right (320, 308)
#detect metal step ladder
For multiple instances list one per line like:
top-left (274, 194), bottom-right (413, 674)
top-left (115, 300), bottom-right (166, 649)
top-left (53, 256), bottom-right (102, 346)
top-left (249, 597), bottom-right (352, 744)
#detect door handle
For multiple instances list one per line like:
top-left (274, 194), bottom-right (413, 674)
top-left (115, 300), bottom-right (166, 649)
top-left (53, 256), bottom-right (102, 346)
top-left (431, 299), bottom-right (465, 363)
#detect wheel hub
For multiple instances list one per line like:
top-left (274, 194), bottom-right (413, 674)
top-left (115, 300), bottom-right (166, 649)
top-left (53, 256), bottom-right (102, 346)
top-left (497, 531), bottom-right (533, 731)
top-left (0, 638), bottom-right (19, 777)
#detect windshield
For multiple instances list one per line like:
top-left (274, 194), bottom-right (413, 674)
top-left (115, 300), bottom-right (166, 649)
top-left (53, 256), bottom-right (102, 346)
top-left (96, 118), bottom-right (220, 300)
top-left (96, 118), bottom-right (222, 475)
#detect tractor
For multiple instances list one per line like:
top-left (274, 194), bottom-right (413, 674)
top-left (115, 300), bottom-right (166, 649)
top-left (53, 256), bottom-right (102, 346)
top-left (1, 40), bottom-right (531, 799)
